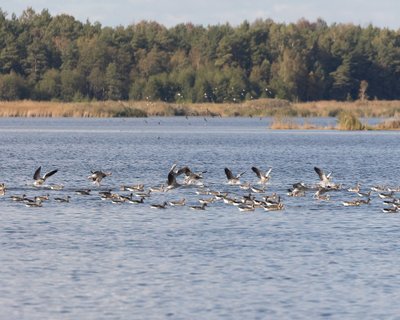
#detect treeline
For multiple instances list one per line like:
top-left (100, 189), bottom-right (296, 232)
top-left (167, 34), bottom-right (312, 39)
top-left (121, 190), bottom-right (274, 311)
top-left (1, 8), bottom-right (400, 103)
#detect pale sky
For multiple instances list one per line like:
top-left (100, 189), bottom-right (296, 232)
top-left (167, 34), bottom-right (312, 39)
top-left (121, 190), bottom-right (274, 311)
top-left (1, 0), bottom-right (399, 29)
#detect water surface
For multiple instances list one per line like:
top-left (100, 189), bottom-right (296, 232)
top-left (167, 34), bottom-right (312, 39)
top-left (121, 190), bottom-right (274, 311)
top-left (1, 117), bottom-right (400, 319)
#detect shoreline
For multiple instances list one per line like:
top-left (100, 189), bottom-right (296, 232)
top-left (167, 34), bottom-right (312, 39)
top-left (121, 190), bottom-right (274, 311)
top-left (0, 99), bottom-right (399, 130)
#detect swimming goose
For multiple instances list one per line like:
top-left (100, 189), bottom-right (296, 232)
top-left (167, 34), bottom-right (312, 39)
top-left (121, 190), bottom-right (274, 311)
top-left (251, 166), bottom-right (272, 184)
top-left (224, 167), bottom-right (245, 185)
top-left (189, 203), bottom-right (207, 210)
top-left (25, 199), bottom-right (43, 207)
top-left (50, 184), bottom-right (64, 190)
top-left (33, 166), bottom-right (58, 186)
top-left (75, 189), bottom-right (91, 195)
top-left (168, 198), bottom-right (186, 206)
top-left (150, 201), bottom-right (168, 209)
top-left (88, 170), bottom-right (112, 186)
top-left (54, 196), bottom-right (71, 203)
top-left (238, 204), bottom-right (255, 212)
top-left (0, 183), bottom-right (5, 195)
top-left (287, 182), bottom-right (307, 197)
top-left (263, 202), bottom-right (284, 211)
top-left (10, 194), bottom-right (26, 201)
top-left (127, 197), bottom-right (145, 204)
top-left (348, 183), bottom-right (361, 193)
top-left (342, 199), bottom-right (361, 206)
top-left (120, 184), bottom-right (144, 192)
top-left (378, 191), bottom-right (394, 199)
top-left (382, 206), bottom-right (398, 213)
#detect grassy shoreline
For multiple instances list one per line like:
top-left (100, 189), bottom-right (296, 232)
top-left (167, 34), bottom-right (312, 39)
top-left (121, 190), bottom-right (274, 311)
top-left (0, 99), bottom-right (399, 129)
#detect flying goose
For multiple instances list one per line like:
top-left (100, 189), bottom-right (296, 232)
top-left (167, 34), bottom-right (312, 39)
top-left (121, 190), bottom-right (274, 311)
top-left (314, 167), bottom-right (340, 189)
top-left (251, 166), bottom-right (272, 184)
top-left (88, 170), bottom-right (112, 186)
top-left (166, 171), bottom-right (181, 190)
top-left (179, 166), bottom-right (206, 185)
top-left (224, 167), bottom-right (245, 185)
top-left (33, 166), bottom-right (58, 186)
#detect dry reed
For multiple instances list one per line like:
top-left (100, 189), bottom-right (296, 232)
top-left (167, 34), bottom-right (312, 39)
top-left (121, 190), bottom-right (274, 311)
top-left (1, 99), bottom-right (400, 122)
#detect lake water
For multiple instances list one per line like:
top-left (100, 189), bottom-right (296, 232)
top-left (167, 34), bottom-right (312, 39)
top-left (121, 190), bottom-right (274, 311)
top-left (1, 117), bottom-right (400, 319)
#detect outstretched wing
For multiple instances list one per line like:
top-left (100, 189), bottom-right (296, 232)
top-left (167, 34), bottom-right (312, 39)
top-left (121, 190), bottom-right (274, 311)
top-left (314, 167), bottom-right (327, 182)
top-left (33, 167), bottom-right (42, 180)
top-left (224, 168), bottom-right (234, 180)
top-left (167, 172), bottom-right (176, 186)
top-left (44, 169), bottom-right (58, 180)
top-left (251, 166), bottom-right (262, 179)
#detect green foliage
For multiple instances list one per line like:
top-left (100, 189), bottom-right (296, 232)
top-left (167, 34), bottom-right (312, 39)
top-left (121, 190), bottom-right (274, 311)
top-left (0, 72), bottom-right (28, 100)
top-left (1, 9), bottom-right (400, 103)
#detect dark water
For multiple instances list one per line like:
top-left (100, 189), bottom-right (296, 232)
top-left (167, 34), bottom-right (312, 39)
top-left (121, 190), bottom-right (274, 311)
top-left (1, 117), bottom-right (400, 319)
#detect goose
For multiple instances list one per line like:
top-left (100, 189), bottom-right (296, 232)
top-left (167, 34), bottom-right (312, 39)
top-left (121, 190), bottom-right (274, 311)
top-left (25, 199), bottom-right (43, 207)
top-left (36, 194), bottom-right (50, 201)
top-left (287, 182), bottom-right (307, 197)
top-left (168, 198), bottom-right (186, 206)
top-left (224, 167), bottom-right (245, 185)
top-left (250, 185), bottom-right (265, 193)
top-left (150, 201), bottom-right (168, 209)
top-left (88, 170), bottom-right (112, 186)
top-left (166, 171), bottom-right (181, 190)
top-left (10, 194), bottom-right (26, 201)
top-left (179, 166), bottom-right (206, 185)
top-left (33, 166), bottom-right (58, 186)
top-left (314, 167), bottom-right (339, 189)
top-left (149, 184), bottom-right (165, 192)
top-left (239, 182), bottom-right (251, 190)
top-left (378, 191), bottom-right (394, 199)
top-left (263, 202), bottom-right (284, 211)
top-left (189, 203), bottom-right (207, 210)
top-left (0, 183), bottom-right (5, 195)
top-left (75, 189), bottom-right (91, 195)
top-left (358, 198), bottom-right (371, 205)
top-left (198, 197), bottom-right (215, 204)
top-left (348, 183), bottom-right (361, 193)
top-left (251, 166), bottom-right (272, 184)
top-left (127, 197), bottom-right (145, 204)
top-left (54, 196), bottom-right (71, 203)
top-left (357, 190), bottom-right (371, 198)
top-left (238, 204), bottom-right (255, 212)
top-left (342, 200), bottom-right (361, 206)
top-left (122, 184), bottom-right (144, 192)
top-left (50, 184), bottom-right (64, 190)
top-left (382, 206), bottom-right (398, 213)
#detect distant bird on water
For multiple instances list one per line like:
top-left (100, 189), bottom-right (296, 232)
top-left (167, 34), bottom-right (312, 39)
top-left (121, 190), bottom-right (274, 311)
top-left (33, 166), bottom-right (58, 186)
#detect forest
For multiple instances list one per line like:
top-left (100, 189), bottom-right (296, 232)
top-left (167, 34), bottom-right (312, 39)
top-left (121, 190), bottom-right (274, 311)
top-left (1, 7), bottom-right (400, 103)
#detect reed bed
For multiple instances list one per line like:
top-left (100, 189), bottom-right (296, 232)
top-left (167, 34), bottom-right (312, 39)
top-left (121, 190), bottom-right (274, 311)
top-left (1, 99), bottom-right (400, 132)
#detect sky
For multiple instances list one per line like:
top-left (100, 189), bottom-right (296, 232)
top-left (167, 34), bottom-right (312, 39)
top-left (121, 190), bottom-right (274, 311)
top-left (1, 0), bottom-right (400, 30)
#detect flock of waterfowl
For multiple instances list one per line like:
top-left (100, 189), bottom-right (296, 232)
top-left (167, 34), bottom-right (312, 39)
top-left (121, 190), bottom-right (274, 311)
top-left (0, 164), bottom-right (399, 213)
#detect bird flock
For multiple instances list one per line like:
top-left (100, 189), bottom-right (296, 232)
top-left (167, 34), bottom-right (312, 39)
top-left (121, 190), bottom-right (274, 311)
top-left (0, 165), bottom-right (399, 213)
